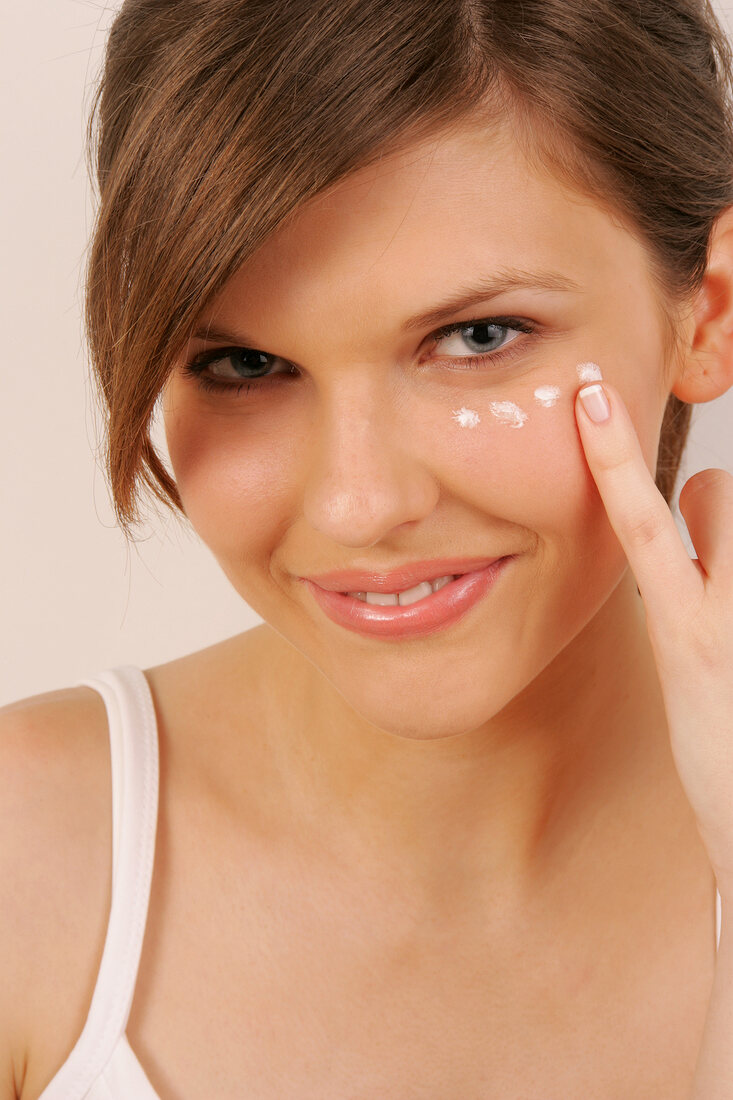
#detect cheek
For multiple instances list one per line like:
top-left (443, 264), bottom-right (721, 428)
top-left (164, 398), bottom-right (292, 556)
top-left (433, 392), bottom-right (592, 530)
top-left (434, 389), bottom-right (630, 595)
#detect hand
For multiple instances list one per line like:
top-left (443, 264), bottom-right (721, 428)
top-left (575, 380), bottom-right (733, 891)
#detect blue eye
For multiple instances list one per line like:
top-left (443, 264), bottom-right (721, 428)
top-left (181, 315), bottom-right (537, 397)
top-left (431, 317), bottom-right (536, 369)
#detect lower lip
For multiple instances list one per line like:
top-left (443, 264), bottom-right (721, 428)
top-left (300, 557), bottom-right (513, 640)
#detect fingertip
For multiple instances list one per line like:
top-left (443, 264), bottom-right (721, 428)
top-left (577, 382), bottom-right (611, 424)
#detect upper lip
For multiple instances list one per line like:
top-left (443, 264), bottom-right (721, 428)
top-left (302, 556), bottom-right (506, 593)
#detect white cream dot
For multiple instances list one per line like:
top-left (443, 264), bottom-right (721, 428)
top-left (489, 401), bottom-right (528, 428)
top-left (534, 385), bottom-right (561, 408)
top-left (577, 362), bottom-right (603, 383)
top-left (451, 407), bottom-right (481, 428)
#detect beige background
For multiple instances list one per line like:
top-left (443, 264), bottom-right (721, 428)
top-left (1, 2), bottom-right (732, 705)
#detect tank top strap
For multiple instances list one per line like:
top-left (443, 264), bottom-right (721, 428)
top-left (39, 666), bottom-right (159, 1099)
top-left (716, 885), bottom-right (722, 953)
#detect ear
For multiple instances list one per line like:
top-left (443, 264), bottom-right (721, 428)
top-left (671, 205), bottom-right (733, 405)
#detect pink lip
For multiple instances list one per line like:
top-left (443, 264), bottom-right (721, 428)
top-left (303, 556), bottom-right (504, 594)
top-left (300, 557), bottom-right (513, 639)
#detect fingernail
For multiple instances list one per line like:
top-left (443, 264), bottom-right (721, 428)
top-left (579, 383), bottom-right (611, 424)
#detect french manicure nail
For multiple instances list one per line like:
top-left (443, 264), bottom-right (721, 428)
top-left (579, 383), bottom-right (611, 424)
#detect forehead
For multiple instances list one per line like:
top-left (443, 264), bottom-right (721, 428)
top-left (203, 117), bottom-right (651, 341)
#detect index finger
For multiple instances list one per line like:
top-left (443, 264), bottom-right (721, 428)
top-left (574, 380), bottom-right (705, 627)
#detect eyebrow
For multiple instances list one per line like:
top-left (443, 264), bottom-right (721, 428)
top-left (191, 267), bottom-right (580, 346)
top-left (401, 268), bottom-right (580, 331)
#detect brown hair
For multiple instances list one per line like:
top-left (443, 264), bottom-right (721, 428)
top-left (84, 0), bottom-right (733, 538)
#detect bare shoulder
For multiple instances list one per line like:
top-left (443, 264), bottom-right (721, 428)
top-left (0, 685), bottom-right (113, 1100)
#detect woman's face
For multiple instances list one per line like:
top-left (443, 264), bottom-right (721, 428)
top-left (162, 117), bottom-right (679, 739)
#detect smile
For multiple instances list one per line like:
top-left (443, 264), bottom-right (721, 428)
top-left (300, 558), bottom-right (513, 639)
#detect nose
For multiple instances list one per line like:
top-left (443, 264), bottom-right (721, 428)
top-left (301, 382), bottom-right (439, 548)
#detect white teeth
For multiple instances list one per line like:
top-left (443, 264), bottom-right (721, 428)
top-left (346, 575), bottom-right (457, 605)
top-left (365, 591), bottom-right (402, 606)
top-left (396, 581), bottom-right (434, 607)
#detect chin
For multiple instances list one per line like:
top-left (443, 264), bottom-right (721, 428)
top-left (325, 663), bottom-right (531, 742)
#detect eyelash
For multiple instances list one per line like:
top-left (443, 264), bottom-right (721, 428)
top-left (181, 316), bottom-right (538, 398)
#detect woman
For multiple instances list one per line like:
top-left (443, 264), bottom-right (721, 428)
top-left (2, 0), bottom-right (733, 1096)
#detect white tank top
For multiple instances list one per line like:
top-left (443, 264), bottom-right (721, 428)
top-left (38, 665), bottom-right (724, 1099)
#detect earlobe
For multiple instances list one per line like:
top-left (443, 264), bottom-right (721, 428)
top-left (671, 207), bottom-right (733, 405)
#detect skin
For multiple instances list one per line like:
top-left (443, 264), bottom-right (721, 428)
top-left (161, 113), bottom-right (733, 927)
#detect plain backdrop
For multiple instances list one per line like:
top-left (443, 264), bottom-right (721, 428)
top-left (2, 1), bottom-right (733, 705)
